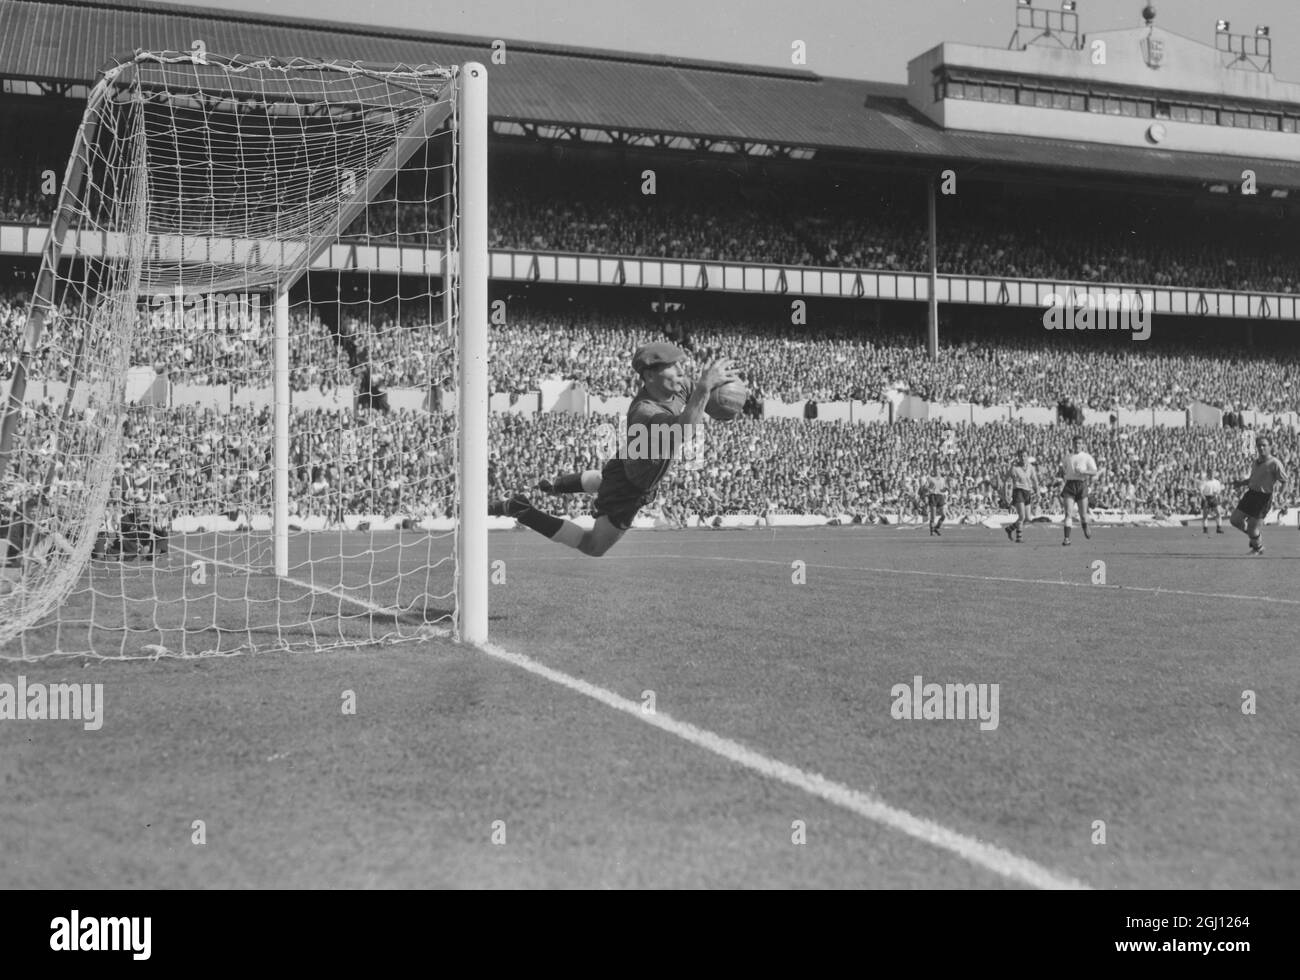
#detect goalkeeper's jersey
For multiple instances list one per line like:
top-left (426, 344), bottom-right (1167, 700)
top-left (622, 383), bottom-right (692, 492)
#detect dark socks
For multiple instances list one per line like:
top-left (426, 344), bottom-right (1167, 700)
top-left (516, 506), bottom-right (563, 538)
top-left (551, 472), bottom-right (584, 494)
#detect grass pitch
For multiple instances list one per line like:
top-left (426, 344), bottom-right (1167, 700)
top-left (1, 524), bottom-right (1296, 888)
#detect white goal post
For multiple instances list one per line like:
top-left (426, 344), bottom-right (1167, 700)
top-left (0, 52), bottom-right (487, 657)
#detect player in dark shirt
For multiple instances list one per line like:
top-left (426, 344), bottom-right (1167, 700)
top-left (1003, 447), bottom-right (1039, 543)
top-left (1229, 435), bottom-right (1288, 555)
top-left (490, 342), bottom-right (738, 557)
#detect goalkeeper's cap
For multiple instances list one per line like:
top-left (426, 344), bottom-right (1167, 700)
top-left (632, 342), bottom-right (685, 374)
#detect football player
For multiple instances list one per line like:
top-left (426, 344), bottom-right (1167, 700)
top-left (1198, 469), bottom-right (1225, 534)
top-left (1229, 435), bottom-right (1287, 555)
top-left (490, 342), bottom-right (738, 557)
top-left (922, 468), bottom-right (948, 536)
top-left (1004, 447), bottom-right (1039, 544)
top-left (1059, 433), bottom-right (1098, 547)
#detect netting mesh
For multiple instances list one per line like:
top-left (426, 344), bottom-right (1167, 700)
top-left (0, 52), bottom-right (462, 659)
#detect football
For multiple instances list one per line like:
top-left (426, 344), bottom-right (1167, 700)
top-left (706, 379), bottom-right (748, 421)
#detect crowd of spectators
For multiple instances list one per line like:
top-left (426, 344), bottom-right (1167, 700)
top-left (318, 161), bottom-right (1300, 295)
top-left (6, 120), bottom-right (1300, 534)
top-left (0, 111), bottom-right (78, 226)
top-left (9, 400), bottom-right (1295, 525)
top-left (497, 414), bottom-right (1300, 522)
top-left (5, 284), bottom-right (1300, 413)
top-left (488, 167), bottom-right (818, 266)
top-left (132, 298), bottom-right (449, 395)
top-left (1, 285), bottom-right (452, 395)
top-left (490, 304), bottom-right (1300, 413)
top-left (7, 402), bottom-right (460, 523)
top-left (5, 147), bottom-right (1300, 294)
top-left (0, 168), bottom-right (54, 226)
top-left (477, 161), bottom-right (1300, 295)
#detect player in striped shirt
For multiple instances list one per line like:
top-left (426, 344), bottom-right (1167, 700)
top-left (1059, 434), bottom-right (1098, 547)
top-left (1003, 447), bottom-right (1039, 543)
top-left (1198, 471), bottom-right (1225, 534)
top-left (1228, 435), bottom-right (1287, 555)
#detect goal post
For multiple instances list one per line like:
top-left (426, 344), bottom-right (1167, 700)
top-left (274, 289), bottom-right (290, 579)
top-left (457, 63), bottom-right (488, 646)
top-left (0, 52), bottom-right (489, 658)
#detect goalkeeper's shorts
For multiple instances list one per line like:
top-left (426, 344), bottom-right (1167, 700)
top-left (591, 458), bottom-right (655, 531)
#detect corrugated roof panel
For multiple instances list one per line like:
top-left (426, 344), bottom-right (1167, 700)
top-left (498, 55), bottom-right (747, 136)
top-left (1, 0), bottom-right (1298, 189)
top-left (68, 0), bottom-right (821, 80)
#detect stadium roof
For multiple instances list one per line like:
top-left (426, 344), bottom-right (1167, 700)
top-left (3, 0), bottom-right (1300, 189)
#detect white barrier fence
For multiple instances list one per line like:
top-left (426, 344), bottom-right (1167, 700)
top-left (20, 376), bottom-right (1299, 431)
top-left (168, 508), bottom-right (1300, 534)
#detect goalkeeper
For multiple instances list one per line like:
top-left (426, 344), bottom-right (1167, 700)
top-left (490, 342), bottom-right (738, 557)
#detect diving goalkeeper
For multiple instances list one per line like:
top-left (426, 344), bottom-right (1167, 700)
top-left (489, 342), bottom-right (738, 557)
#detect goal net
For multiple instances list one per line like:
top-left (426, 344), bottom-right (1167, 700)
top-left (0, 52), bottom-right (488, 659)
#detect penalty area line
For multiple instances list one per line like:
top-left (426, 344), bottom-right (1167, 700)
top-left (473, 637), bottom-right (1091, 891)
top-left (698, 555), bottom-right (1300, 606)
top-left (507, 552), bottom-right (1300, 607)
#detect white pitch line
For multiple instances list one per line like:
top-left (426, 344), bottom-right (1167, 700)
top-left (173, 543), bottom-right (1085, 887)
top-left (702, 555), bottom-right (1300, 606)
top-left (504, 551), bottom-right (1300, 606)
top-left (474, 638), bottom-right (1091, 890)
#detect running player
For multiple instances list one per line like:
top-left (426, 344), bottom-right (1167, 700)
top-left (1228, 435), bottom-right (1287, 555)
top-left (1198, 469), bottom-right (1225, 534)
top-left (1003, 447), bottom-right (1039, 543)
top-left (922, 469), bottom-right (948, 536)
top-left (490, 342), bottom-right (739, 557)
top-left (1060, 433), bottom-right (1098, 546)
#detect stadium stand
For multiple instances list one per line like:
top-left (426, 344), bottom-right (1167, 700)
top-left (7, 402), bottom-right (1296, 524)
top-left (6, 282), bottom-right (1300, 413)
top-left (1, 0), bottom-right (1298, 534)
top-left (323, 156), bottom-right (1300, 294)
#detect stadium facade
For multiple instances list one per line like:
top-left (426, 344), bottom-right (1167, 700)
top-left (914, 12), bottom-right (1300, 161)
top-left (1, 0), bottom-right (1298, 518)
